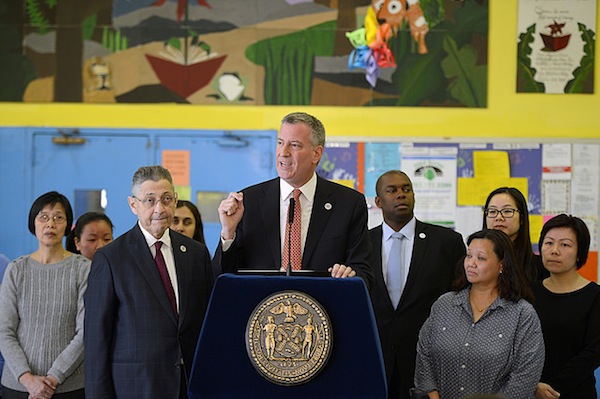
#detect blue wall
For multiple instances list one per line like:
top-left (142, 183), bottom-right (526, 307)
top-left (0, 127), bottom-right (277, 260)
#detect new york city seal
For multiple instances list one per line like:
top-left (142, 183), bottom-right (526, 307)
top-left (246, 290), bottom-right (332, 386)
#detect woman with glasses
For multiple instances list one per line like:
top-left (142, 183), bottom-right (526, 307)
top-left (0, 191), bottom-right (90, 399)
top-left (532, 214), bottom-right (600, 399)
top-left (482, 187), bottom-right (546, 281)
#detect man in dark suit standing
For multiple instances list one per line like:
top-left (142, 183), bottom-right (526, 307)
top-left (213, 111), bottom-right (372, 287)
top-left (84, 165), bottom-right (214, 399)
top-left (369, 170), bottom-right (465, 399)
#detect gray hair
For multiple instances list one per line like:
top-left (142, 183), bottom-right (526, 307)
top-left (281, 112), bottom-right (326, 147)
top-left (132, 165), bottom-right (173, 195)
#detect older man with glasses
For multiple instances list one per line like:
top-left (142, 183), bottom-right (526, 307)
top-left (84, 165), bottom-right (214, 399)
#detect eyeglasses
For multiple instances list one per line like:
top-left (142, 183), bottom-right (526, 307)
top-left (36, 214), bottom-right (66, 224)
top-left (484, 208), bottom-right (518, 218)
top-left (133, 194), bottom-right (176, 209)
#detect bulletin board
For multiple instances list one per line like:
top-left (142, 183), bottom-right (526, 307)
top-left (316, 140), bottom-right (600, 282)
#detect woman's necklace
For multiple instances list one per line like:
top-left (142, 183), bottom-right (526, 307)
top-left (470, 290), bottom-right (496, 313)
top-left (470, 296), bottom-right (484, 312)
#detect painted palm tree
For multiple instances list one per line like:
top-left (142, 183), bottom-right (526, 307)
top-left (26, 0), bottom-right (113, 102)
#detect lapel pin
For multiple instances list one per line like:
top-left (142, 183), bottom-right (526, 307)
top-left (180, 245), bottom-right (187, 253)
top-left (324, 203), bottom-right (332, 210)
top-left (419, 233), bottom-right (426, 239)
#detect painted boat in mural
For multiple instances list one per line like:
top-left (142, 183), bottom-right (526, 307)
top-left (146, 54), bottom-right (227, 98)
top-left (540, 33), bottom-right (571, 52)
top-left (541, 20), bottom-right (570, 52)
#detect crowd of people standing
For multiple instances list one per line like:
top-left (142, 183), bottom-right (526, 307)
top-left (0, 112), bottom-right (598, 399)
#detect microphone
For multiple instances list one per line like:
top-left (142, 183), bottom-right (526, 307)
top-left (286, 197), bottom-right (295, 277)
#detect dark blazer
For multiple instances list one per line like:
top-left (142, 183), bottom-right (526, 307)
top-left (213, 176), bottom-right (373, 287)
top-left (369, 221), bottom-right (465, 399)
top-left (84, 224), bottom-right (214, 399)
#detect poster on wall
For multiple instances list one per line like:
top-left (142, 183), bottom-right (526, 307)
top-left (313, 139), bottom-right (600, 279)
top-left (571, 144), bottom-right (600, 219)
top-left (455, 143), bottom-right (544, 244)
top-left (364, 142), bottom-right (401, 198)
top-left (317, 142), bottom-right (360, 190)
top-left (402, 145), bottom-right (457, 227)
top-left (517, 0), bottom-right (596, 94)
top-left (4, 0), bottom-right (488, 107)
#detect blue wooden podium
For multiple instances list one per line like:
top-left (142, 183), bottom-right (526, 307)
top-left (188, 274), bottom-right (387, 398)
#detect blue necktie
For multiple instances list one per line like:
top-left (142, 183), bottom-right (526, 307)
top-left (386, 232), bottom-right (405, 309)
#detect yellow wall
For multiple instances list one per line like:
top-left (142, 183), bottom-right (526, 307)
top-left (1, 0), bottom-right (598, 139)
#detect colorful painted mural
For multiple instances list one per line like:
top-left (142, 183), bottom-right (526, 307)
top-left (0, 0), bottom-right (488, 106)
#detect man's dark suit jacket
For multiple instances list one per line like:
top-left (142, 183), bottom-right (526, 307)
top-left (369, 221), bottom-right (465, 399)
top-left (213, 176), bottom-right (373, 287)
top-left (84, 224), bottom-right (214, 399)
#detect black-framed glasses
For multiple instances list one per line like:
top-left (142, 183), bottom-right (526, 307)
top-left (36, 214), bottom-right (66, 224)
top-left (133, 194), bottom-right (176, 209)
top-left (484, 208), bottom-right (518, 218)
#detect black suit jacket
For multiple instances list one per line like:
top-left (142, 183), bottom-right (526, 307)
top-left (368, 221), bottom-right (465, 399)
top-left (213, 176), bottom-right (372, 287)
top-left (84, 224), bottom-right (214, 399)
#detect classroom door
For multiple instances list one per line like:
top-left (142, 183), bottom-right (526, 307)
top-left (32, 130), bottom-right (152, 251)
top-left (28, 129), bottom-right (276, 257)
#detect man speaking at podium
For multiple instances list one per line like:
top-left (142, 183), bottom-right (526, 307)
top-left (213, 112), bottom-right (372, 288)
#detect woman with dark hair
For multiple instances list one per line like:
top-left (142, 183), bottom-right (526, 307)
top-left (532, 214), bottom-right (600, 399)
top-left (172, 200), bottom-right (205, 245)
top-left (66, 212), bottom-right (114, 260)
top-left (415, 229), bottom-right (544, 399)
top-left (0, 191), bottom-right (89, 399)
top-left (483, 186), bottom-right (546, 281)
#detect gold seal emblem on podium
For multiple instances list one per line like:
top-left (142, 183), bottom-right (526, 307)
top-left (246, 290), bottom-right (333, 386)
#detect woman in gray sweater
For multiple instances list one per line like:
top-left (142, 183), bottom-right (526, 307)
top-left (0, 191), bottom-right (90, 399)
